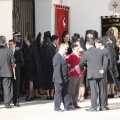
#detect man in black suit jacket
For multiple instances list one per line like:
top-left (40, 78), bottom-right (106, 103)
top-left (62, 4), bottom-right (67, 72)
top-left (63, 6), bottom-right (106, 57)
top-left (80, 39), bottom-right (108, 111)
top-left (53, 43), bottom-right (74, 112)
top-left (9, 40), bottom-right (24, 107)
top-left (0, 36), bottom-right (15, 108)
top-left (50, 35), bottom-right (58, 58)
top-left (94, 37), bottom-right (115, 111)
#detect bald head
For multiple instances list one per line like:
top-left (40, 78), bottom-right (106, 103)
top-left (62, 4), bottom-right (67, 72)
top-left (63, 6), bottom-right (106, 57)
top-left (58, 43), bottom-right (68, 55)
top-left (59, 43), bottom-right (67, 49)
top-left (0, 36), bottom-right (6, 45)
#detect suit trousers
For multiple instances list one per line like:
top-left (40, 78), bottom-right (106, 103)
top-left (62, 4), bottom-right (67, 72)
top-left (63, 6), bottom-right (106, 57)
top-left (0, 77), bottom-right (11, 107)
top-left (0, 80), bottom-right (3, 100)
top-left (97, 76), bottom-right (108, 107)
top-left (68, 76), bottom-right (81, 106)
top-left (54, 81), bottom-right (70, 110)
top-left (13, 69), bottom-right (20, 104)
top-left (89, 78), bottom-right (106, 109)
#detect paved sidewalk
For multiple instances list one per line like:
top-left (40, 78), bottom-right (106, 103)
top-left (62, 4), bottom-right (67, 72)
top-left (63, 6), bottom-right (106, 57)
top-left (0, 96), bottom-right (120, 120)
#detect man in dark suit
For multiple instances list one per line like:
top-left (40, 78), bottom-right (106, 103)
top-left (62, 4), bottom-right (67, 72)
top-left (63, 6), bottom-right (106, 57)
top-left (95, 38), bottom-right (111, 110)
top-left (9, 40), bottom-right (24, 107)
top-left (0, 36), bottom-right (15, 108)
top-left (50, 35), bottom-right (59, 58)
top-left (80, 39), bottom-right (108, 111)
top-left (53, 43), bottom-right (74, 112)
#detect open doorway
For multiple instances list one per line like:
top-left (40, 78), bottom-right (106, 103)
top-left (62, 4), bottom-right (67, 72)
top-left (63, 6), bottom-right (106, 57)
top-left (12, 0), bottom-right (35, 42)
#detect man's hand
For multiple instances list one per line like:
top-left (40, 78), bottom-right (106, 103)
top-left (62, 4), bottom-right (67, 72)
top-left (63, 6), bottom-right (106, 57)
top-left (108, 38), bottom-right (112, 43)
top-left (12, 63), bottom-right (16, 68)
top-left (69, 68), bottom-right (75, 72)
top-left (99, 70), bottom-right (104, 75)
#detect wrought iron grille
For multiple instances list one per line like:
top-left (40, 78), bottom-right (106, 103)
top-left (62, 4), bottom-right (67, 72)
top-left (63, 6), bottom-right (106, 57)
top-left (12, 0), bottom-right (35, 42)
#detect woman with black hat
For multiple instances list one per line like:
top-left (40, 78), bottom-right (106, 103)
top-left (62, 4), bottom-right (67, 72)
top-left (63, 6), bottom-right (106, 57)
top-left (103, 31), bottom-right (119, 98)
top-left (39, 37), bottom-right (54, 100)
top-left (23, 33), bottom-right (43, 101)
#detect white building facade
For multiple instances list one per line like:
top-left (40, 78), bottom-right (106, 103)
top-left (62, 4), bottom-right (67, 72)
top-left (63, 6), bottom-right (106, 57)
top-left (0, 0), bottom-right (120, 40)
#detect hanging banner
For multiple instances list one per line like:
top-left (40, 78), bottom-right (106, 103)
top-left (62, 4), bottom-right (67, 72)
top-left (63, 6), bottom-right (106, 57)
top-left (101, 16), bottom-right (120, 40)
top-left (55, 5), bottom-right (69, 43)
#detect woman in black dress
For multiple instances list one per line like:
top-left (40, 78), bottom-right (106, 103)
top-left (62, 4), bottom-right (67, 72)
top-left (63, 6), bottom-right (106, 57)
top-left (39, 37), bottom-right (54, 100)
top-left (103, 31), bottom-right (119, 98)
top-left (23, 33), bottom-right (43, 101)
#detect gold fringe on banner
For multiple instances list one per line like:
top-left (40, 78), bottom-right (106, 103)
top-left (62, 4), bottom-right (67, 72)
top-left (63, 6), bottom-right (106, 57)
top-left (54, 4), bottom-right (70, 10)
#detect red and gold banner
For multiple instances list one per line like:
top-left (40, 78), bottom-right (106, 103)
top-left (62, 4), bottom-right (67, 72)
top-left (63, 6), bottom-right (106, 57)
top-left (55, 5), bottom-right (69, 43)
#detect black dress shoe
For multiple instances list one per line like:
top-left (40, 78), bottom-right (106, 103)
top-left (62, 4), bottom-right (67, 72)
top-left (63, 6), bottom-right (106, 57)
top-left (50, 96), bottom-right (54, 100)
top-left (86, 108), bottom-right (97, 112)
top-left (25, 96), bottom-right (35, 101)
top-left (55, 109), bottom-right (64, 112)
top-left (105, 107), bottom-right (109, 110)
top-left (99, 107), bottom-right (109, 111)
top-left (14, 103), bottom-right (20, 107)
top-left (74, 106), bottom-right (81, 109)
top-left (0, 95), bottom-right (3, 101)
top-left (5, 105), bottom-right (12, 109)
top-left (65, 105), bottom-right (75, 111)
top-left (64, 108), bottom-right (74, 111)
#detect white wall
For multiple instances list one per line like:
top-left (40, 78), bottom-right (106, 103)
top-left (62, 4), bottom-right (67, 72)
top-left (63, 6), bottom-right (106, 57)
top-left (0, 0), bottom-right (13, 41)
top-left (1, 0), bottom-right (117, 40)
top-left (68, 0), bottom-right (117, 37)
top-left (35, 0), bottom-right (120, 38)
top-left (35, 0), bottom-right (70, 37)
top-left (35, 0), bottom-right (52, 37)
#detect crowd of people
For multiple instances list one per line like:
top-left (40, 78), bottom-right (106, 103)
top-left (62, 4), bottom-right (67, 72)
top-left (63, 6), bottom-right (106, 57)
top-left (0, 29), bottom-right (120, 112)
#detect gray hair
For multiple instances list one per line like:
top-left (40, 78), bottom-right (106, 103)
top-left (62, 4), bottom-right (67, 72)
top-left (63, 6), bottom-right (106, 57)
top-left (0, 36), bottom-right (6, 45)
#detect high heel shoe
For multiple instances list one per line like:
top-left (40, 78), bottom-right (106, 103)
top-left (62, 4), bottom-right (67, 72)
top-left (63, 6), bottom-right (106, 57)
top-left (110, 94), bottom-right (114, 98)
top-left (108, 93), bottom-right (117, 98)
top-left (46, 96), bottom-right (51, 100)
top-left (78, 97), bottom-right (85, 102)
top-left (111, 92), bottom-right (117, 98)
top-left (50, 96), bottom-right (54, 100)
top-left (25, 96), bottom-right (35, 101)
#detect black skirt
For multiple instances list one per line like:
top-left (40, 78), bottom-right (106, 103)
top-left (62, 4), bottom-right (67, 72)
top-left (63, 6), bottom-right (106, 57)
top-left (24, 68), bottom-right (34, 81)
top-left (107, 70), bottom-right (114, 83)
